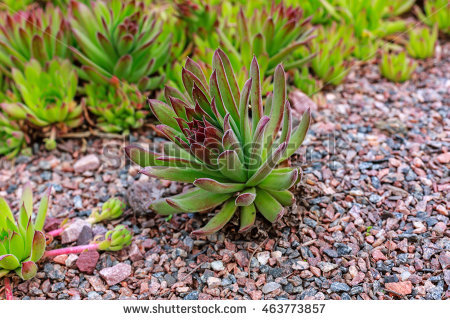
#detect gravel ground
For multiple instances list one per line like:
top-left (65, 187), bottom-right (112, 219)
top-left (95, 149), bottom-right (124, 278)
top-left (0, 43), bottom-right (448, 301)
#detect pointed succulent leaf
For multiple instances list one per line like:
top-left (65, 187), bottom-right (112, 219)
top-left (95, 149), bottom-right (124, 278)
top-left (191, 199), bottom-right (237, 236)
top-left (259, 168), bottom-right (300, 191)
top-left (194, 178), bottom-right (245, 194)
top-left (239, 204), bottom-right (256, 232)
top-left (30, 231), bottom-right (46, 262)
top-left (166, 189), bottom-right (232, 213)
top-left (0, 254), bottom-right (20, 270)
top-left (16, 261), bottom-right (38, 280)
top-left (254, 189), bottom-right (285, 223)
top-left (235, 188), bottom-right (256, 206)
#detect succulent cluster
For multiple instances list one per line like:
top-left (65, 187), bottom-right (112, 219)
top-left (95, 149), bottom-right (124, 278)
top-left (0, 185), bottom-right (51, 280)
top-left (194, 2), bottom-right (316, 82)
top-left (407, 25), bottom-right (438, 59)
top-left (310, 24), bottom-right (354, 85)
top-left (1, 59), bottom-right (83, 150)
top-left (96, 225), bottom-right (132, 251)
top-left (84, 75), bottom-right (146, 133)
top-left (126, 50), bottom-right (310, 235)
top-left (380, 50), bottom-right (418, 83)
top-left (70, 0), bottom-right (171, 90)
top-left (0, 4), bottom-right (72, 75)
top-left (416, 0), bottom-right (450, 34)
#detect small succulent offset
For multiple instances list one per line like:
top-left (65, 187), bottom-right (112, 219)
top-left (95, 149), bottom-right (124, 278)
top-left (0, 5), bottom-right (72, 76)
top-left (84, 75), bottom-right (146, 133)
top-left (70, 0), bottom-right (172, 91)
top-left (310, 24), bottom-right (354, 85)
top-left (1, 59), bottom-right (83, 150)
top-left (45, 225), bottom-right (132, 256)
top-left (415, 0), bottom-right (450, 34)
top-left (126, 50), bottom-right (311, 235)
top-left (87, 197), bottom-right (126, 224)
top-left (380, 50), bottom-right (417, 83)
top-left (0, 184), bottom-right (51, 280)
top-left (406, 25), bottom-right (438, 59)
top-left (0, 114), bottom-right (27, 159)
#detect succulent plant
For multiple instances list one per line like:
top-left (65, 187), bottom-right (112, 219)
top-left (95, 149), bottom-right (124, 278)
top-left (332, 0), bottom-right (407, 38)
top-left (383, 0), bottom-right (416, 17)
top-left (84, 75), bottom-right (146, 133)
top-left (0, 4), bottom-right (72, 76)
top-left (194, 2), bottom-right (316, 81)
top-left (126, 49), bottom-right (311, 235)
top-left (0, 0), bottom-right (35, 13)
top-left (310, 23), bottom-right (354, 85)
top-left (380, 50), bottom-right (417, 83)
top-left (406, 25), bottom-right (438, 59)
top-left (1, 59), bottom-right (83, 150)
top-left (292, 67), bottom-right (323, 97)
top-left (353, 36), bottom-right (379, 61)
top-left (175, 0), bottom-right (219, 38)
top-left (0, 114), bottom-right (27, 159)
top-left (87, 197), bottom-right (126, 224)
top-left (70, 0), bottom-right (172, 91)
top-left (415, 0), bottom-right (450, 34)
top-left (45, 225), bottom-right (132, 256)
top-left (0, 184), bottom-right (51, 280)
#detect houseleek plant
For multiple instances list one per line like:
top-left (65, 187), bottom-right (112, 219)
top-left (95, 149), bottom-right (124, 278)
top-left (0, 184), bottom-right (51, 280)
top-left (126, 49), bottom-right (311, 235)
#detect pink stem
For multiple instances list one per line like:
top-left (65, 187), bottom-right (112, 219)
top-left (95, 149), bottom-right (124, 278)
top-left (47, 228), bottom-right (64, 237)
top-left (4, 277), bottom-right (13, 300)
top-left (45, 244), bottom-right (99, 257)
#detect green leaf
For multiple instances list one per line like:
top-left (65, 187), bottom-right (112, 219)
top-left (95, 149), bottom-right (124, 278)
top-left (194, 178), bottom-right (245, 194)
top-left (235, 188), bottom-right (256, 206)
top-left (30, 231), bottom-right (46, 263)
top-left (282, 108), bottom-right (311, 161)
top-left (9, 232), bottom-right (25, 262)
top-left (166, 188), bottom-right (232, 213)
top-left (217, 150), bottom-right (247, 183)
top-left (191, 199), bottom-right (237, 236)
top-left (267, 190), bottom-right (295, 206)
top-left (15, 260), bottom-right (37, 280)
top-left (259, 168), bottom-right (300, 191)
top-left (140, 166), bottom-right (226, 183)
top-left (0, 254), bottom-right (20, 270)
top-left (124, 145), bottom-right (164, 167)
top-left (246, 142), bottom-right (287, 187)
top-left (254, 189), bottom-right (285, 223)
top-left (239, 204), bottom-right (256, 232)
top-left (21, 183), bottom-right (33, 218)
top-left (150, 188), bottom-right (201, 216)
top-left (34, 187), bottom-right (51, 231)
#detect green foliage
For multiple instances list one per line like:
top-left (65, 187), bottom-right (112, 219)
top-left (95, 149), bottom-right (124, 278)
top-left (126, 50), bottom-right (311, 234)
top-left (70, 0), bottom-right (172, 91)
top-left (0, 184), bottom-right (51, 280)
top-left (407, 25), bottom-right (438, 59)
top-left (310, 24), bottom-right (354, 85)
top-left (87, 197), bottom-right (126, 224)
top-left (84, 76), bottom-right (147, 133)
top-left (353, 36), bottom-right (379, 61)
top-left (96, 225), bottom-right (132, 251)
top-left (0, 114), bottom-right (26, 159)
top-left (383, 0), bottom-right (416, 17)
top-left (380, 50), bottom-right (417, 83)
top-left (415, 0), bottom-right (450, 34)
top-left (194, 2), bottom-right (316, 80)
top-left (0, 4), bottom-right (72, 76)
top-left (293, 67), bottom-right (322, 97)
top-left (1, 59), bottom-right (83, 149)
top-left (0, 0), bottom-right (34, 13)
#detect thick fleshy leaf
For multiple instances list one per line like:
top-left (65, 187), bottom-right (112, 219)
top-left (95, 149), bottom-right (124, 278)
top-left (246, 142), bottom-right (287, 186)
top-left (21, 183), bottom-right (33, 218)
top-left (30, 231), bottom-right (46, 262)
top-left (239, 204), bottom-right (256, 232)
top-left (254, 189), bottom-right (285, 223)
top-left (0, 254), bottom-right (20, 270)
top-left (148, 99), bottom-right (179, 131)
top-left (166, 189), bottom-right (232, 213)
top-left (217, 150), bottom-right (247, 183)
top-left (124, 145), bottom-right (164, 167)
top-left (250, 56), bottom-right (263, 130)
top-left (9, 232), bottom-right (24, 262)
top-left (265, 64), bottom-right (286, 147)
top-left (235, 188), bottom-right (256, 206)
top-left (259, 168), bottom-right (299, 191)
top-left (268, 190), bottom-right (295, 206)
top-left (150, 188), bottom-right (201, 216)
top-left (16, 261), bottom-right (37, 280)
top-left (194, 178), bottom-right (245, 194)
top-left (35, 187), bottom-right (51, 231)
top-left (191, 199), bottom-right (237, 236)
top-left (140, 166), bottom-right (225, 183)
